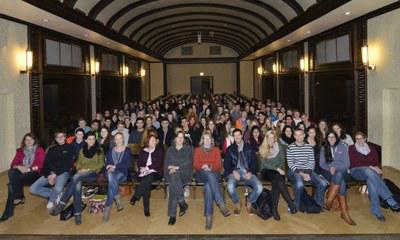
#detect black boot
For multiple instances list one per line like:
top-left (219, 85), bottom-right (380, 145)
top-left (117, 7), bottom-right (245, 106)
top-left (51, 202), bottom-right (65, 216)
top-left (129, 196), bottom-right (137, 206)
top-left (144, 209), bottom-right (150, 217)
top-left (168, 216), bottom-right (176, 225)
top-left (178, 201), bottom-right (188, 217)
top-left (1, 184), bottom-right (15, 222)
top-left (272, 208), bottom-right (281, 221)
top-left (75, 215), bottom-right (82, 225)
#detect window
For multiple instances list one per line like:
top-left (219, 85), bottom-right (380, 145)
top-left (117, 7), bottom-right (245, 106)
top-left (45, 39), bottom-right (82, 68)
top-left (282, 50), bottom-right (298, 69)
top-left (101, 53), bottom-right (119, 71)
top-left (181, 46), bottom-right (193, 56)
top-left (264, 57), bottom-right (274, 74)
top-left (209, 46), bottom-right (221, 55)
top-left (316, 34), bottom-right (350, 65)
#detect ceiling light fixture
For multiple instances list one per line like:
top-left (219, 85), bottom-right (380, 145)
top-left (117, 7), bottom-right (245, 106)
top-left (41, 18), bottom-right (49, 23)
top-left (345, 11), bottom-right (351, 15)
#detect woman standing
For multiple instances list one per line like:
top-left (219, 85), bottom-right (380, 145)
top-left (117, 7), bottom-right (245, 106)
top-left (130, 134), bottom-right (164, 217)
top-left (259, 131), bottom-right (297, 221)
top-left (51, 132), bottom-right (104, 225)
top-left (164, 131), bottom-right (193, 226)
top-left (320, 132), bottom-right (356, 225)
top-left (103, 132), bottom-right (131, 222)
top-left (0, 133), bottom-right (45, 221)
top-left (193, 130), bottom-right (231, 230)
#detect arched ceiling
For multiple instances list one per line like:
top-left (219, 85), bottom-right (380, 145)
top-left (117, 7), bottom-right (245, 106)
top-left (23, 0), bottom-right (352, 59)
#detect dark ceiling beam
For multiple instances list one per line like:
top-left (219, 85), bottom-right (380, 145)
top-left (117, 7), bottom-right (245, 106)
top-left (147, 29), bottom-right (253, 50)
top-left (240, 0), bottom-right (351, 59)
top-left (22, 0), bottom-right (162, 60)
top-left (157, 37), bottom-right (245, 55)
top-left (136, 19), bottom-right (261, 44)
top-left (106, 0), bottom-right (158, 28)
top-left (149, 31), bottom-right (251, 51)
top-left (129, 12), bottom-right (268, 41)
top-left (241, 0), bottom-right (288, 24)
top-left (159, 39), bottom-right (243, 56)
top-left (282, 0), bottom-right (304, 15)
top-left (88, 0), bottom-right (114, 19)
top-left (63, 0), bottom-right (78, 8)
top-left (142, 24), bottom-right (257, 47)
top-left (118, 3), bottom-right (277, 36)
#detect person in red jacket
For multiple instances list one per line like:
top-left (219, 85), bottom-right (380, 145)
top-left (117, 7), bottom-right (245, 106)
top-left (193, 130), bottom-right (231, 230)
top-left (0, 133), bottom-right (45, 222)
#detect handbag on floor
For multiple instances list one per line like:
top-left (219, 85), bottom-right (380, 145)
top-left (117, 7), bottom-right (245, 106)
top-left (380, 178), bottom-right (400, 209)
top-left (299, 190), bottom-right (321, 214)
top-left (60, 202), bottom-right (87, 221)
top-left (252, 188), bottom-right (273, 220)
top-left (88, 195), bottom-right (107, 214)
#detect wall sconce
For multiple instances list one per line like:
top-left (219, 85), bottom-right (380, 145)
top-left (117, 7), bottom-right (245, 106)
top-left (140, 68), bottom-right (146, 77)
top-left (272, 63), bottom-right (278, 74)
top-left (199, 72), bottom-right (204, 76)
top-left (122, 65), bottom-right (129, 77)
top-left (257, 66), bottom-right (263, 75)
top-left (91, 60), bottom-right (100, 75)
top-left (362, 45), bottom-right (375, 70)
top-left (20, 50), bottom-right (33, 74)
top-left (299, 58), bottom-right (309, 73)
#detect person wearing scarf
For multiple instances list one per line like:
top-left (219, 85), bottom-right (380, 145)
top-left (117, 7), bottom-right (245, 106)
top-left (259, 131), bottom-right (297, 221)
top-left (51, 131), bottom-right (104, 225)
top-left (103, 132), bottom-right (131, 223)
top-left (320, 132), bottom-right (356, 226)
top-left (193, 130), bottom-right (231, 230)
top-left (279, 125), bottom-right (295, 148)
top-left (349, 131), bottom-right (400, 222)
top-left (130, 134), bottom-right (164, 217)
top-left (0, 133), bottom-right (45, 222)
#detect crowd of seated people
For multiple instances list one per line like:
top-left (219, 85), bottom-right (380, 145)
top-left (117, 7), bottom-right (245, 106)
top-left (0, 94), bottom-right (399, 230)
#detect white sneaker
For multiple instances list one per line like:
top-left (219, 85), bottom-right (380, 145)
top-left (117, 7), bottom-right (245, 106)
top-left (55, 193), bottom-right (62, 205)
top-left (47, 201), bottom-right (54, 210)
top-left (184, 186), bottom-right (190, 198)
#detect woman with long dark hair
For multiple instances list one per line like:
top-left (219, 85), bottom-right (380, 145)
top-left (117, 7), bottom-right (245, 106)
top-left (332, 123), bottom-right (354, 146)
top-left (248, 125), bottom-right (263, 153)
top-left (320, 131), bottom-right (355, 225)
top-left (0, 133), bottom-right (45, 221)
top-left (279, 125), bottom-right (295, 147)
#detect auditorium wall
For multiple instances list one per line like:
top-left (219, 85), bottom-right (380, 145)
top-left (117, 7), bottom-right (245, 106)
top-left (150, 62), bottom-right (164, 99)
top-left (367, 7), bottom-right (400, 169)
top-left (0, 18), bottom-right (30, 172)
top-left (239, 61), bottom-right (254, 98)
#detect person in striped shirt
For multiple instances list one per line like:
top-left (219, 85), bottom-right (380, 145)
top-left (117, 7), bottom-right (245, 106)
top-left (287, 128), bottom-right (328, 210)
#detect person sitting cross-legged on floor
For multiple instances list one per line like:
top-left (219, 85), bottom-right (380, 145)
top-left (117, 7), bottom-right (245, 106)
top-left (224, 128), bottom-right (263, 215)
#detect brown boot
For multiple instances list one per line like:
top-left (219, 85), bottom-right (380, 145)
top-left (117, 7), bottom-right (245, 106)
top-left (325, 184), bottom-right (340, 211)
top-left (338, 195), bottom-right (356, 226)
top-left (246, 201), bottom-right (254, 215)
top-left (332, 196), bottom-right (340, 211)
top-left (233, 203), bottom-right (241, 216)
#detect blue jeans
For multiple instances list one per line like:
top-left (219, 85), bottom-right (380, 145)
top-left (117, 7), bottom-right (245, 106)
top-left (321, 169), bottom-right (348, 196)
top-left (106, 170), bottom-right (126, 207)
top-left (30, 172), bottom-right (70, 202)
top-left (288, 169), bottom-right (328, 210)
top-left (351, 166), bottom-right (394, 217)
top-left (59, 171), bottom-right (98, 215)
top-left (226, 172), bottom-right (263, 204)
top-left (196, 170), bottom-right (225, 217)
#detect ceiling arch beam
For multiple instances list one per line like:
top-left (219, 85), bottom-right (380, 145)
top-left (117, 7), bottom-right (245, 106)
top-left (282, 0), bottom-right (304, 15)
top-left (149, 31), bottom-right (251, 51)
top-left (117, 3), bottom-right (277, 36)
top-left (147, 29), bottom-right (253, 50)
top-left (156, 36), bottom-right (246, 55)
top-left (129, 12), bottom-right (268, 41)
top-left (88, 0), bottom-right (114, 19)
top-left (160, 39), bottom-right (242, 56)
top-left (106, 0), bottom-right (158, 28)
top-left (241, 0), bottom-right (288, 24)
top-left (63, 0), bottom-right (78, 8)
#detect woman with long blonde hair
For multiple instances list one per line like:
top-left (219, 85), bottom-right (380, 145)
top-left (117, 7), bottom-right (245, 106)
top-left (259, 131), bottom-right (297, 220)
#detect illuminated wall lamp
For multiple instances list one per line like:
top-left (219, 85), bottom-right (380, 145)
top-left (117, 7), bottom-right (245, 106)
top-left (91, 60), bottom-right (100, 75)
top-left (257, 66), bottom-right (263, 75)
top-left (20, 50), bottom-right (33, 74)
top-left (272, 63), bottom-right (278, 74)
top-left (299, 58), bottom-right (309, 73)
top-left (140, 68), bottom-right (146, 77)
top-left (122, 65), bottom-right (129, 77)
top-left (362, 45), bottom-right (375, 70)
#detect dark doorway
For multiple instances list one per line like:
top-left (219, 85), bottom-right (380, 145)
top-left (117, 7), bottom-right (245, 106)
top-left (262, 75), bottom-right (276, 101)
top-left (126, 77), bottom-right (141, 102)
top-left (99, 76), bottom-right (123, 112)
top-left (279, 74), bottom-right (302, 110)
top-left (190, 76), bottom-right (214, 95)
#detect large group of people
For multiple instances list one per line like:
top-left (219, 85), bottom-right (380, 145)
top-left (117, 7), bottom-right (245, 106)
top-left (1, 94), bottom-right (399, 230)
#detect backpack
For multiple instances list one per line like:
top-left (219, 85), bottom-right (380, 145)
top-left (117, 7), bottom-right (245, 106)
top-left (252, 188), bottom-right (273, 220)
top-left (299, 190), bottom-right (321, 214)
top-left (380, 178), bottom-right (400, 209)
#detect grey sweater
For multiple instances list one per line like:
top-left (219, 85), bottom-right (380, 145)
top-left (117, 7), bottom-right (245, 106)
top-left (164, 144), bottom-right (193, 184)
top-left (319, 143), bottom-right (350, 172)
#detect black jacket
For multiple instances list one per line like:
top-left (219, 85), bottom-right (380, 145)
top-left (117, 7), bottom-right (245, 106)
top-left (157, 127), bottom-right (174, 147)
top-left (224, 142), bottom-right (257, 178)
top-left (43, 143), bottom-right (74, 177)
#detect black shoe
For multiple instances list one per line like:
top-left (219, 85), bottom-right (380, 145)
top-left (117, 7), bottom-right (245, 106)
top-left (168, 216), bottom-right (176, 225)
top-left (50, 203), bottom-right (65, 216)
top-left (178, 201), bottom-right (188, 217)
top-left (144, 210), bottom-right (150, 217)
top-left (129, 196), bottom-right (137, 206)
top-left (75, 215), bottom-right (82, 225)
top-left (289, 207), bottom-right (298, 214)
top-left (376, 215), bottom-right (386, 222)
top-left (272, 209), bottom-right (281, 221)
top-left (390, 203), bottom-right (400, 213)
top-left (0, 214), bottom-right (11, 222)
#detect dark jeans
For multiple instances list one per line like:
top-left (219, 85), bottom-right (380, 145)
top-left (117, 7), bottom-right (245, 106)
top-left (59, 171), bottom-right (98, 215)
top-left (2, 169), bottom-right (40, 217)
top-left (133, 172), bottom-right (162, 212)
top-left (167, 172), bottom-right (187, 217)
top-left (261, 169), bottom-right (296, 211)
top-left (195, 170), bottom-right (225, 217)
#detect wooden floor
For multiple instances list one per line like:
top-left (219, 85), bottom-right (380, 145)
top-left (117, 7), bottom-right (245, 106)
top-left (0, 167), bottom-right (399, 235)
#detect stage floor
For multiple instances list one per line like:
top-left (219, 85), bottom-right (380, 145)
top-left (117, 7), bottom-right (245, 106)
top-left (0, 167), bottom-right (399, 236)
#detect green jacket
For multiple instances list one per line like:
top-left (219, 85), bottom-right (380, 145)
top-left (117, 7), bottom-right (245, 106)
top-left (259, 145), bottom-right (285, 171)
top-left (76, 149), bottom-right (104, 172)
